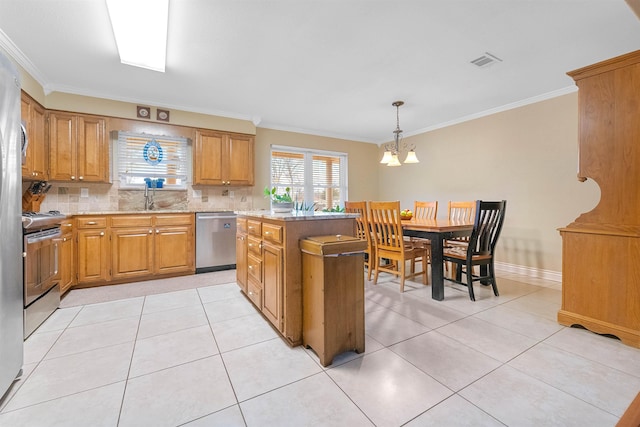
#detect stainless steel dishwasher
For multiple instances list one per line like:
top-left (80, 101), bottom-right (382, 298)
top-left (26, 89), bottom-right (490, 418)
top-left (195, 211), bottom-right (237, 273)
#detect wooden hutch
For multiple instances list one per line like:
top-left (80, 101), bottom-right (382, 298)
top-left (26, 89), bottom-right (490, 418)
top-left (558, 50), bottom-right (640, 348)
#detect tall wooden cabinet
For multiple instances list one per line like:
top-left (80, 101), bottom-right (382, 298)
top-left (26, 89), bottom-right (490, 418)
top-left (193, 129), bottom-right (254, 186)
top-left (558, 50), bottom-right (640, 348)
top-left (49, 111), bottom-right (108, 182)
top-left (21, 92), bottom-right (47, 180)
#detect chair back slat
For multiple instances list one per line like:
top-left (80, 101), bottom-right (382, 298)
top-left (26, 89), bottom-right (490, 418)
top-left (468, 200), bottom-right (507, 256)
top-left (345, 201), bottom-right (369, 242)
top-left (414, 201), bottom-right (438, 220)
top-left (369, 201), bottom-right (404, 253)
top-left (448, 200), bottom-right (476, 222)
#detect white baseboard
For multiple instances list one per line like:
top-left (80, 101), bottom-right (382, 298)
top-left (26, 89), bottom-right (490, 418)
top-left (494, 261), bottom-right (562, 283)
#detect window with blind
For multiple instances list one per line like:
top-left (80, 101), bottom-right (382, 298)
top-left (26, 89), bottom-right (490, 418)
top-left (270, 146), bottom-right (347, 211)
top-left (114, 131), bottom-right (190, 189)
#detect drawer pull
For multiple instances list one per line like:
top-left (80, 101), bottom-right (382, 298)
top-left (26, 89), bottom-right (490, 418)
top-left (99, 232), bottom-right (104, 236)
top-left (248, 265), bottom-right (253, 270)
top-left (249, 291), bottom-right (253, 296)
top-left (264, 231), bottom-right (271, 235)
top-left (87, 221), bottom-right (97, 225)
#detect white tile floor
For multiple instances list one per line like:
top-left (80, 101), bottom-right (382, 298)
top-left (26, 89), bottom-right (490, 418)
top-left (1, 270), bottom-right (639, 426)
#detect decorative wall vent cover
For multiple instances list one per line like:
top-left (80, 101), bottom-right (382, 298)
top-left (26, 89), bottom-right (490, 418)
top-left (471, 52), bottom-right (503, 68)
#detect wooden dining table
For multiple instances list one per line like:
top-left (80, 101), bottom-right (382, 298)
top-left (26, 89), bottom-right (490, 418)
top-left (402, 218), bottom-right (473, 301)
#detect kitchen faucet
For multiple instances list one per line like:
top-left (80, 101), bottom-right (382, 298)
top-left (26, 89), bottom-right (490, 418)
top-left (144, 182), bottom-right (155, 210)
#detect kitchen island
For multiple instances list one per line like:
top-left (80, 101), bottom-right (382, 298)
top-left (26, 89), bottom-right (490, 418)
top-left (236, 211), bottom-right (358, 346)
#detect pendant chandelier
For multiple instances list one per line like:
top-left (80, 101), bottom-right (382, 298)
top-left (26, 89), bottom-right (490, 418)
top-left (379, 101), bottom-right (419, 166)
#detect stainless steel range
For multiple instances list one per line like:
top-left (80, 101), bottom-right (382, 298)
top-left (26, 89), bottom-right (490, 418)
top-left (22, 210), bottom-right (66, 338)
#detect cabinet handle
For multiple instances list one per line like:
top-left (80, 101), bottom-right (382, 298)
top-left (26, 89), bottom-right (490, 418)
top-left (87, 221), bottom-right (97, 225)
top-left (64, 223), bottom-right (72, 227)
top-left (63, 237), bottom-right (67, 242)
top-left (248, 226), bottom-right (254, 230)
top-left (156, 229), bottom-right (160, 234)
top-left (249, 291), bottom-right (253, 296)
top-left (71, 175), bottom-right (75, 180)
top-left (149, 230), bottom-right (153, 234)
top-left (79, 176), bottom-right (84, 180)
top-left (264, 231), bottom-right (271, 235)
top-left (99, 231), bottom-right (104, 236)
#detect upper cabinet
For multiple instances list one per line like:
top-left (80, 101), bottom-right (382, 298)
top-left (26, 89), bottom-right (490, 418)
top-left (193, 129), bottom-right (254, 186)
top-left (49, 111), bottom-right (109, 183)
top-left (21, 92), bottom-right (47, 180)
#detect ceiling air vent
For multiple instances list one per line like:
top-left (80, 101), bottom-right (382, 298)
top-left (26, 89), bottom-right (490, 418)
top-left (471, 52), bottom-right (503, 68)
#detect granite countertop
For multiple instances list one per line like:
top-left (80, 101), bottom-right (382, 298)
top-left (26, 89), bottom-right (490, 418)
top-left (236, 210), bottom-right (359, 221)
top-left (73, 210), bottom-right (231, 215)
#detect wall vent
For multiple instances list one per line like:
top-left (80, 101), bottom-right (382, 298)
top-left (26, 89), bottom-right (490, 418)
top-left (471, 52), bottom-right (503, 68)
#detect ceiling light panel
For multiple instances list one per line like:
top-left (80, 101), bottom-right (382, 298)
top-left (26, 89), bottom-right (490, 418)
top-left (106, 0), bottom-right (169, 72)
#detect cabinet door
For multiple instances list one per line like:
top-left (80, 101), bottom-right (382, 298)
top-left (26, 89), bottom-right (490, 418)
top-left (236, 232), bottom-right (248, 293)
top-left (262, 242), bottom-right (283, 330)
top-left (77, 115), bottom-right (108, 182)
top-left (49, 112), bottom-right (77, 181)
top-left (193, 130), bottom-right (224, 185)
top-left (154, 225), bottom-right (194, 274)
top-left (76, 229), bottom-right (109, 285)
top-left (21, 96), bottom-right (33, 178)
top-left (225, 134), bottom-right (254, 185)
top-left (57, 232), bottom-right (75, 294)
top-left (111, 227), bottom-right (154, 281)
top-left (30, 102), bottom-right (47, 179)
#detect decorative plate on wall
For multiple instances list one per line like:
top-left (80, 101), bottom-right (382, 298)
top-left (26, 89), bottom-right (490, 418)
top-left (137, 106), bottom-right (151, 119)
top-left (157, 109), bottom-right (170, 122)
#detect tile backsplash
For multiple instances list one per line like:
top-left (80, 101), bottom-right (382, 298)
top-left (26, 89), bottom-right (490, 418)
top-left (27, 181), bottom-right (254, 213)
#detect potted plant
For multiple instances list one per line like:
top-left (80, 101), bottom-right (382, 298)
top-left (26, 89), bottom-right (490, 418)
top-left (264, 186), bottom-right (294, 212)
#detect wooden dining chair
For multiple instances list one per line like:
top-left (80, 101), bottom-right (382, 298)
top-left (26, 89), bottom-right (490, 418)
top-left (443, 200), bottom-right (507, 301)
top-left (445, 200), bottom-right (476, 273)
top-left (409, 200), bottom-right (438, 259)
top-left (369, 201), bottom-right (428, 292)
top-left (345, 200), bottom-right (376, 281)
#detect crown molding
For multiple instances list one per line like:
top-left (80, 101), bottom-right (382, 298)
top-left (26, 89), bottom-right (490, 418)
top-left (0, 28), bottom-right (50, 90)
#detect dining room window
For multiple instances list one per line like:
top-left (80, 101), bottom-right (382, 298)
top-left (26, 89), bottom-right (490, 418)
top-left (269, 146), bottom-right (348, 211)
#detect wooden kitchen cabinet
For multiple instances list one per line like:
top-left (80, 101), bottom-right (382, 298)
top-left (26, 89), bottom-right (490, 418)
top-left (262, 241), bottom-right (283, 329)
top-left (110, 215), bottom-right (154, 281)
top-left (236, 213), bottom-right (356, 346)
top-left (56, 219), bottom-right (75, 294)
top-left (110, 213), bottom-right (194, 282)
top-left (75, 213), bottom-right (194, 287)
top-left (49, 111), bottom-right (108, 183)
top-left (193, 129), bottom-right (254, 186)
top-left (76, 216), bottom-right (109, 285)
top-left (559, 50), bottom-right (640, 348)
top-left (154, 216), bottom-right (194, 275)
top-left (235, 218), bottom-right (248, 294)
top-left (21, 92), bottom-right (47, 180)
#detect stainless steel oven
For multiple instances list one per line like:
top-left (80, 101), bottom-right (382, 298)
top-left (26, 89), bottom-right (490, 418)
top-left (22, 211), bottom-right (66, 338)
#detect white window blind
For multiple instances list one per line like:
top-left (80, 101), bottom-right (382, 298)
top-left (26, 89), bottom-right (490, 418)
top-left (270, 146), bottom-right (347, 210)
top-left (115, 131), bottom-right (190, 189)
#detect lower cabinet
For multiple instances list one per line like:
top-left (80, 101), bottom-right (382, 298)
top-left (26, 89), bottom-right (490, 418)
top-left (236, 214), bottom-right (357, 346)
top-left (262, 242), bottom-right (282, 329)
top-left (56, 219), bottom-right (75, 294)
top-left (76, 216), bottom-right (110, 285)
top-left (76, 213), bottom-right (195, 287)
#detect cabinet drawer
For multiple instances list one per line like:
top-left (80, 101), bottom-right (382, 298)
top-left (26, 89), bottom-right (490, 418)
top-left (76, 217), bottom-right (107, 229)
top-left (237, 218), bottom-right (247, 233)
top-left (155, 214), bottom-right (193, 226)
top-left (247, 236), bottom-right (262, 257)
top-left (247, 220), bottom-right (262, 237)
top-left (247, 280), bottom-right (262, 309)
top-left (59, 219), bottom-right (74, 234)
top-left (262, 223), bottom-right (283, 244)
top-left (247, 254), bottom-right (262, 283)
top-left (110, 215), bottom-right (153, 228)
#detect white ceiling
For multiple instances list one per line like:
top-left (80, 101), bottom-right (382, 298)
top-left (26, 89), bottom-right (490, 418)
top-left (0, 1), bottom-right (639, 144)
